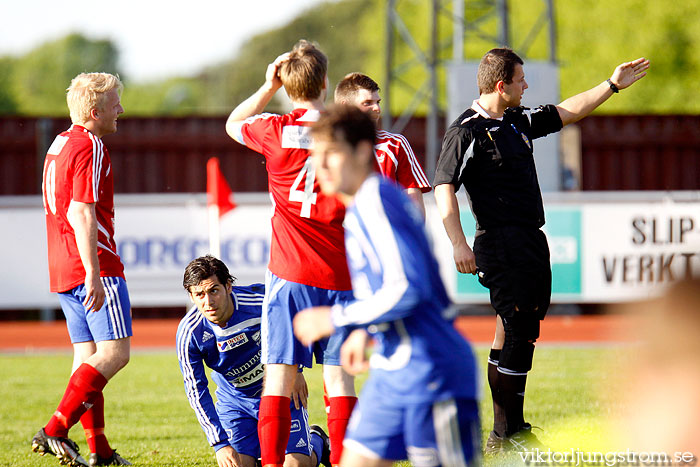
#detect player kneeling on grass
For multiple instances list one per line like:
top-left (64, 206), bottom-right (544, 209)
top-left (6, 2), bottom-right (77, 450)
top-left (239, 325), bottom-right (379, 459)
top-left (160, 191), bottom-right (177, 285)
top-left (293, 106), bottom-right (481, 467)
top-left (177, 255), bottom-right (331, 467)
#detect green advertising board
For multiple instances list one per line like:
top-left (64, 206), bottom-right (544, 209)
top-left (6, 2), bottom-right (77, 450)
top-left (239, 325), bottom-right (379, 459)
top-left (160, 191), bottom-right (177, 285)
top-left (455, 206), bottom-right (582, 300)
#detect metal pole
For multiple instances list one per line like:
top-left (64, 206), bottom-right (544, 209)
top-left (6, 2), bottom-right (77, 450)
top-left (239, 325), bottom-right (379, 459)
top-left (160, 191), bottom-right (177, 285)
top-left (498, 0), bottom-right (509, 47)
top-left (546, 0), bottom-right (557, 63)
top-left (453, 0), bottom-right (464, 62)
top-left (426, 0), bottom-right (439, 180)
top-left (383, 0), bottom-right (395, 131)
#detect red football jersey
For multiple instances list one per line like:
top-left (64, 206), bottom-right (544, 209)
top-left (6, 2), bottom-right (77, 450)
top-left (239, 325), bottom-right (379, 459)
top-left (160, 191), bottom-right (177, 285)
top-left (42, 125), bottom-right (124, 292)
top-left (238, 109), bottom-right (351, 290)
top-left (374, 130), bottom-right (431, 193)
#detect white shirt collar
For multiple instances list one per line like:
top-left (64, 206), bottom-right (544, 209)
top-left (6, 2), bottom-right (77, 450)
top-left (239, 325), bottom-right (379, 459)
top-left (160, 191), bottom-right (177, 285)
top-left (471, 100), bottom-right (503, 121)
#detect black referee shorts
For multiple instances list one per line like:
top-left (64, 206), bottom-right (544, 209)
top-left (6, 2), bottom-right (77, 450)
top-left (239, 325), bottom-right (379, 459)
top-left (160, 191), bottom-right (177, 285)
top-left (473, 225), bottom-right (551, 321)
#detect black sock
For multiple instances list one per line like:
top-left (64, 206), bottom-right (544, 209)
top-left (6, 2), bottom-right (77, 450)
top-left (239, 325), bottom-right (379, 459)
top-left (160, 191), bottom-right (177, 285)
top-left (488, 349), bottom-right (507, 437)
top-left (500, 371), bottom-right (527, 436)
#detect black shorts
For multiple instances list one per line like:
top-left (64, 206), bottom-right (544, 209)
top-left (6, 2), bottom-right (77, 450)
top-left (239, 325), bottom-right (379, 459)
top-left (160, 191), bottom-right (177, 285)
top-left (473, 225), bottom-right (551, 320)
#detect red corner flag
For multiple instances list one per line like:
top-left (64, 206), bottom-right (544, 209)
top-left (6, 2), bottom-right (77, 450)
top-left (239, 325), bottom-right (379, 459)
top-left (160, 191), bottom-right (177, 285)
top-left (207, 157), bottom-right (236, 257)
top-left (207, 157), bottom-right (236, 217)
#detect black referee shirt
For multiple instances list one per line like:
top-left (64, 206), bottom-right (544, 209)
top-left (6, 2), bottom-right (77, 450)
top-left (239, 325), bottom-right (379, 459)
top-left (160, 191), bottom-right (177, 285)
top-left (434, 101), bottom-right (563, 230)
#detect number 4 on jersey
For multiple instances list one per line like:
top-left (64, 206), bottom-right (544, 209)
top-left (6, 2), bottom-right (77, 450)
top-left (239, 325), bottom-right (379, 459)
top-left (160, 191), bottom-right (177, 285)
top-left (289, 157), bottom-right (317, 218)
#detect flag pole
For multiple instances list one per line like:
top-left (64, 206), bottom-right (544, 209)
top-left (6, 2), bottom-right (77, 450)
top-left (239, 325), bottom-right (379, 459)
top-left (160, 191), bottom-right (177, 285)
top-left (208, 203), bottom-right (221, 258)
top-left (207, 157), bottom-right (236, 259)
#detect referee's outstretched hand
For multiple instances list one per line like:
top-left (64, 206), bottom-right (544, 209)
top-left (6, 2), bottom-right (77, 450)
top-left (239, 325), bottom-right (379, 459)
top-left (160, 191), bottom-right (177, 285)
top-left (611, 57), bottom-right (650, 90)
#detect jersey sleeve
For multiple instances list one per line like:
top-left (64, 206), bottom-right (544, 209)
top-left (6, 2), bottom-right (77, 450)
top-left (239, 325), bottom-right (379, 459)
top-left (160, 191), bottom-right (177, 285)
top-left (176, 323), bottom-right (230, 451)
top-left (394, 135), bottom-right (431, 193)
top-left (433, 125), bottom-right (473, 188)
top-left (234, 113), bottom-right (280, 155)
top-left (331, 186), bottom-right (422, 328)
top-left (71, 137), bottom-right (103, 203)
top-left (526, 104), bottom-right (563, 139)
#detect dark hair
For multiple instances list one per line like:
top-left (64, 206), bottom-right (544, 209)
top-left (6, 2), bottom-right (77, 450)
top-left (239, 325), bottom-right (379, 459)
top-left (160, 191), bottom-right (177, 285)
top-left (312, 104), bottom-right (376, 151)
top-left (334, 72), bottom-right (380, 103)
top-left (477, 47), bottom-right (524, 94)
top-left (183, 255), bottom-right (235, 291)
top-left (279, 40), bottom-right (328, 101)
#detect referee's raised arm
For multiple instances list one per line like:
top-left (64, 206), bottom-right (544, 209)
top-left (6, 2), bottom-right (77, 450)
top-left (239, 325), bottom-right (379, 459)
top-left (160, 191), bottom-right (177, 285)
top-left (556, 57), bottom-right (650, 126)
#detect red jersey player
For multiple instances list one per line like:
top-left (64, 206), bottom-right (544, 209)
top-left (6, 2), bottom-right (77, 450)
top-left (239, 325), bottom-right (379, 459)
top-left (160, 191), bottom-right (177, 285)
top-left (334, 72), bottom-right (431, 217)
top-left (33, 73), bottom-right (131, 467)
top-left (225, 41), bottom-right (355, 467)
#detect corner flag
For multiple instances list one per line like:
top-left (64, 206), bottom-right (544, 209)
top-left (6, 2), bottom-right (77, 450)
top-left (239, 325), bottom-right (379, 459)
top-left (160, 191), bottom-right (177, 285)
top-left (207, 157), bottom-right (236, 257)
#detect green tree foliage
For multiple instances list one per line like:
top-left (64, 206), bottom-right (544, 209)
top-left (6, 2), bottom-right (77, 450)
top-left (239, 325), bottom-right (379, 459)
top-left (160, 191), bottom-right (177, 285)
top-left (10, 33), bottom-right (121, 115)
top-left (0, 57), bottom-right (18, 114)
top-left (122, 77), bottom-right (207, 116)
top-left (554, 0), bottom-right (700, 114)
top-left (1, 1), bottom-right (699, 116)
top-left (383, 0), bottom-right (700, 115)
top-left (190, 0), bottom-right (377, 115)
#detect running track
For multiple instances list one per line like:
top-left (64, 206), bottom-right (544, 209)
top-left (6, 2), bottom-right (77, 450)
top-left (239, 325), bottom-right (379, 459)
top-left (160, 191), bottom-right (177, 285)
top-left (0, 315), bottom-right (632, 351)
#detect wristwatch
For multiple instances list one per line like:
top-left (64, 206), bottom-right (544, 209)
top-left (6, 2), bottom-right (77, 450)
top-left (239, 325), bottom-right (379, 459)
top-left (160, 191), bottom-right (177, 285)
top-left (606, 79), bottom-right (620, 93)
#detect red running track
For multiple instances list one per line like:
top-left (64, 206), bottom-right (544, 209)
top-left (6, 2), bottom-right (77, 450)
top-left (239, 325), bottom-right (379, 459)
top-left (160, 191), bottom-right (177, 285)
top-left (0, 315), bottom-right (632, 352)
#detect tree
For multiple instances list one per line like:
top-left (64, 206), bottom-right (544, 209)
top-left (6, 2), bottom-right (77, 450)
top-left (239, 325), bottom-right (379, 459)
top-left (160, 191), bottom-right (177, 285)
top-left (194, 0), bottom-right (377, 115)
top-left (11, 33), bottom-right (121, 115)
top-left (0, 57), bottom-right (18, 114)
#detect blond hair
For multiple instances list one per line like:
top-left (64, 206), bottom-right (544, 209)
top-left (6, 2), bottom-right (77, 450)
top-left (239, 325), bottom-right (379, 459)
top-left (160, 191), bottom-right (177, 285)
top-left (279, 40), bottom-right (327, 102)
top-left (66, 72), bottom-right (123, 124)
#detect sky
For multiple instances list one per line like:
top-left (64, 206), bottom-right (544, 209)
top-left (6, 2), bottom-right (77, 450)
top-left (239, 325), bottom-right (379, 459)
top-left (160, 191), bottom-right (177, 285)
top-left (0, 0), bottom-right (326, 82)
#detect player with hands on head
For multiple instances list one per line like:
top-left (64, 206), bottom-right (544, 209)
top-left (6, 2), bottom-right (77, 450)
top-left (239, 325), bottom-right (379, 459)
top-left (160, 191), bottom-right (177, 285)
top-left (225, 40), bottom-right (356, 467)
top-left (433, 48), bottom-right (649, 453)
top-left (294, 105), bottom-right (481, 467)
top-left (34, 72), bottom-right (132, 467)
top-left (177, 255), bottom-right (331, 467)
top-left (334, 72), bottom-right (431, 217)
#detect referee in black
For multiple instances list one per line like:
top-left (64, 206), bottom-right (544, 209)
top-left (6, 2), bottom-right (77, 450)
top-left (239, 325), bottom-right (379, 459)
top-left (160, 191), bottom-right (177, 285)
top-left (433, 48), bottom-right (649, 453)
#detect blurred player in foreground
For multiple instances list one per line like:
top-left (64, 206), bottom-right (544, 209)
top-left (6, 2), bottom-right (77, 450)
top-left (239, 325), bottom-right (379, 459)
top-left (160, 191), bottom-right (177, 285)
top-left (294, 105), bottom-right (480, 467)
top-left (35, 72), bottom-right (131, 467)
top-left (433, 48), bottom-right (649, 452)
top-left (225, 41), bottom-right (356, 467)
top-left (620, 278), bottom-right (700, 454)
top-left (177, 255), bottom-right (330, 467)
top-left (334, 72), bottom-right (430, 216)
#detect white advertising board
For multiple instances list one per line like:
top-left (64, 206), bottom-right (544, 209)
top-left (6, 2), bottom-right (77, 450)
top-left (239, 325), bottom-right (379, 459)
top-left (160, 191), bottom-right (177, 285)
top-left (581, 202), bottom-right (700, 301)
top-left (0, 193), bottom-right (698, 309)
top-left (0, 194), bottom-right (273, 309)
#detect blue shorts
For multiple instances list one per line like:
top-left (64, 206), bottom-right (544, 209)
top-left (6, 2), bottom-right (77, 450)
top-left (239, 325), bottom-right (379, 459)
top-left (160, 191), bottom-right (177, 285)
top-left (217, 395), bottom-right (311, 459)
top-left (58, 277), bottom-right (133, 344)
top-left (262, 270), bottom-right (353, 367)
top-left (344, 395), bottom-right (480, 466)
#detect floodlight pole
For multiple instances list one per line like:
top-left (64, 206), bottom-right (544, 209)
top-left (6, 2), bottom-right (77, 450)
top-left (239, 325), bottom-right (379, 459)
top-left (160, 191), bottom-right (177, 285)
top-left (384, 0), bottom-right (557, 177)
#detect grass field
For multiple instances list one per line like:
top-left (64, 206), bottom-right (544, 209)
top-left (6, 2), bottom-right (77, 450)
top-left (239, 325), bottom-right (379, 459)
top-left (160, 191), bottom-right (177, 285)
top-left (0, 346), bottom-right (629, 466)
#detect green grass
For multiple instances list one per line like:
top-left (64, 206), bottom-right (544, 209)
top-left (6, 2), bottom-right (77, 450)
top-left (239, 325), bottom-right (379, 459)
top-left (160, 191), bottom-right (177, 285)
top-left (0, 346), bottom-right (629, 466)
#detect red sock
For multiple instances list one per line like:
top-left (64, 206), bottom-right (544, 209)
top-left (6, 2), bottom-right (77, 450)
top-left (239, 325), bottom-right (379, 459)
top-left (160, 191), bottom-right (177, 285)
top-left (258, 395), bottom-right (291, 467)
top-left (328, 396), bottom-right (357, 465)
top-left (45, 363), bottom-right (108, 438)
top-left (80, 392), bottom-right (113, 457)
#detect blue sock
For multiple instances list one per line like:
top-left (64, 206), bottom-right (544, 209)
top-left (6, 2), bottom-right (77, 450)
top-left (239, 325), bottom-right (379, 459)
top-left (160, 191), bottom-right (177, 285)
top-left (310, 431), bottom-right (323, 467)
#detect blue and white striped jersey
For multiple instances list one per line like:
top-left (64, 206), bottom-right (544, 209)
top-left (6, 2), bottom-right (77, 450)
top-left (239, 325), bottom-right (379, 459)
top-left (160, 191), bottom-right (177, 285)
top-left (176, 284), bottom-right (265, 449)
top-left (331, 175), bottom-right (478, 404)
